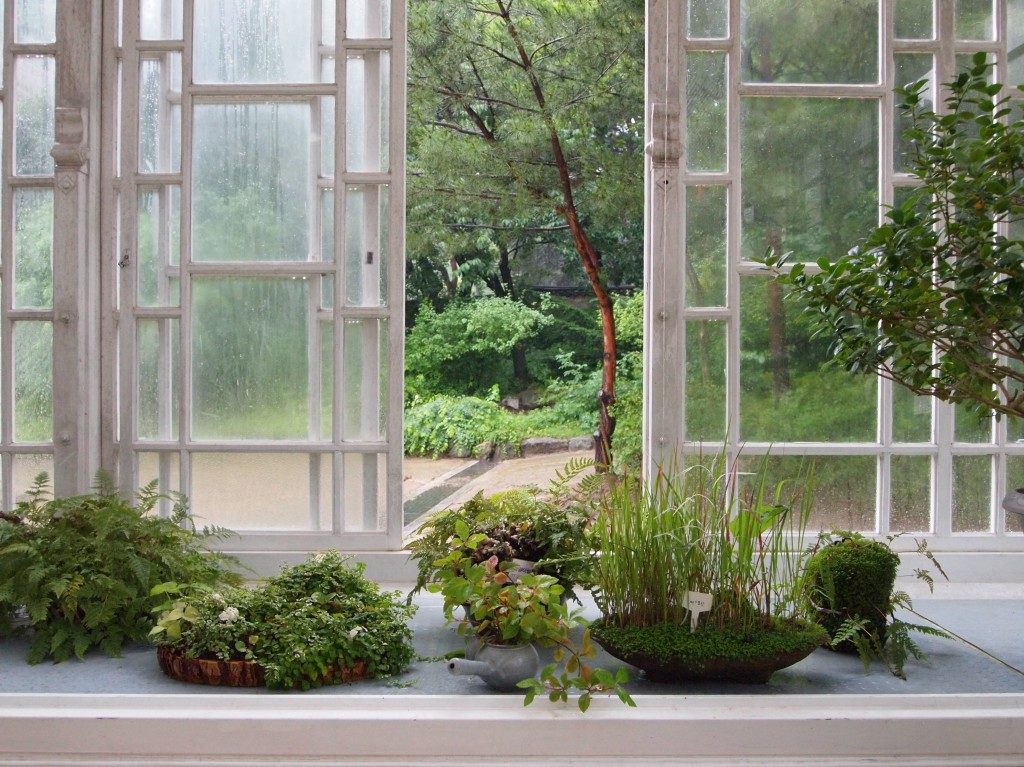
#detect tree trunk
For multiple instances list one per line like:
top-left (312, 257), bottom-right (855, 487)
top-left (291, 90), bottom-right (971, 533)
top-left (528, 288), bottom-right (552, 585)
top-left (496, 245), bottom-right (530, 388)
top-left (495, 0), bottom-right (617, 468)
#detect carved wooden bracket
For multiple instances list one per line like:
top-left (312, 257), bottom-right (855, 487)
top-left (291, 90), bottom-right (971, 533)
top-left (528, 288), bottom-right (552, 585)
top-left (50, 106), bottom-right (88, 169)
top-left (645, 101), bottom-right (682, 166)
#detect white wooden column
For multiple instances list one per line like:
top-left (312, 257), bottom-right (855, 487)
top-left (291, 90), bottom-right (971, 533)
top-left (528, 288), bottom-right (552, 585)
top-left (643, 0), bottom-right (686, 476)
top-left (51, 0), bottom-right (102, 496)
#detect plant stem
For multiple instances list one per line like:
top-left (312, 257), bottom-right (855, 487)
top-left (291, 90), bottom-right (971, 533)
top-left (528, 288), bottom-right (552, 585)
top-left (907, 606), bottom-right (1024, 677)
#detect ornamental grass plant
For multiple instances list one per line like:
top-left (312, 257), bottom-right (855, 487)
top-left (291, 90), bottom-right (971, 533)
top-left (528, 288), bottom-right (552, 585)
top-left (592, 450), bottom-right (815, 632)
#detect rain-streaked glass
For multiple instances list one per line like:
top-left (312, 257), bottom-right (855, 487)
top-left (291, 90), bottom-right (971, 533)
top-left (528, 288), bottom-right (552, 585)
top-left (684, 320), bottom-right (725, 442)
top-left (140, 0), bottom-right (183, 39)
top-left (342, 452), bottom-right (386, 531)
top-left (685, 185), bottom-right (726, 306)
top-left (342, 318), bottom-right (387, 441)
top-left (138, 54), bottom-right (182, 173)
top-left (741, 0), bottom-right (876, 83)
top-left (192, 278), bottom-right (311, 439)
top-left (193, 0), bottom-right (313, 83)
top-left (345, 184), bottom-right (388, 306)
top-left (346, 51), bottom-right (390, 172)
top-left (890, 455), bottom-right (932, 532)
top-left (14, 55), bottom-right (55, 175)
top-left (686, 52), bottom-right (726, 172)
top-left (14, 322), bottom-right (52, 443)
top-left (14, 0), bottom-right (55, 43)
top-left (347, 0), bottom-right (391, 38)
top-left (953, 455), bottom-right (993, 532)
top-left (13, 189), bottom-right (53, 309)
top-left (193, 103), bottom-right (312, 261)
top-left (137, 318), bottom-right (180, 440)
top-left (137, 186), bottom-right (181, 306)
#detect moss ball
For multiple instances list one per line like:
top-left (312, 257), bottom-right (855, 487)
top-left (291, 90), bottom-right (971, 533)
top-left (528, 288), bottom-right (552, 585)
top-left (804, 536), bottom-right (899, 650)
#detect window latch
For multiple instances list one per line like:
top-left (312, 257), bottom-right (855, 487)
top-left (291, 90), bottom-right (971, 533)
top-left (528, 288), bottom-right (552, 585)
top-left (366, 251), bottom-right (374, 265)
top-left (118, 249), bottom-right (130, 268)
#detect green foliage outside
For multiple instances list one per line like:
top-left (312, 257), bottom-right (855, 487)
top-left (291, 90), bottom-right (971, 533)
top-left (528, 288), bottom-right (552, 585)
top-left (0, 475), bottom-right (238, 664)
top-left (150, 551), bottom-right (416, 690)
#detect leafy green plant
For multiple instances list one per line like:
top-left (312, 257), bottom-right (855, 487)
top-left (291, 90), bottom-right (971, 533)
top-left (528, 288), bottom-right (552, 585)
top-left (430, 543), bottom-right (633, 711)
top-left (805, 532), bottom-right (951, 679)
top-left (407, 481), bottom-right (593, 600)
top-left (0, 474), bottom-right (238, 664)
top-left (404, 394), bottom-right (523, 457)
top-left (765, 56), bottom-right (1024, 422)
top-left (150, 552), bottom-right (416, 690)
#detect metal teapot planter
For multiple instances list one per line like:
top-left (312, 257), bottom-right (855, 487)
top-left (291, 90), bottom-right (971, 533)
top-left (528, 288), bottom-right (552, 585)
top-left (448, 642), bottom-right (540, 691)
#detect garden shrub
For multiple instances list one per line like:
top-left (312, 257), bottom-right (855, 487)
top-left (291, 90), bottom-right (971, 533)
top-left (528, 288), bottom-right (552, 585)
top-left (0, 474), bottom-right (238, 664)
top-left (405, 298), bottom-right (550, 400)
top-left (404, 395), bottom-right (525, 457)
top-left (151, 552), bottom-right (415, 690)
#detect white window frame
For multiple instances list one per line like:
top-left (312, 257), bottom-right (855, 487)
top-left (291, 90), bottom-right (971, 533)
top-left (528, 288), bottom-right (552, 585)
top-left (94, 0), bottom-right (407, 552)
top-left (645, 0), bottom-right (1024, 551)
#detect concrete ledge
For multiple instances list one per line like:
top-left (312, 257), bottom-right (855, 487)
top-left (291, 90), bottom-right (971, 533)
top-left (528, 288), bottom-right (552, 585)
top-left (0, 693), bottom-right (1022, 766)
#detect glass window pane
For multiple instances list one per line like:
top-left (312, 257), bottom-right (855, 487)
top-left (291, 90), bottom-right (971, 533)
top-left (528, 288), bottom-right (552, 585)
top-left (140, 0), bottom-right (183, 39)
top-left (320, 322), bottom-right (333, 440)
top-left (193, 103), bottom-right (312, 261)
top-left (688, 0), bottom-right (727, 38)
top-left (955, 0), bottom-right (994, 40)
top-left (953, 455), bottom-right (992, 532)
top-left (894, 0), bottom-right (933, 39)
top-left (685, 185), bottom-right (726, 306)
top-left (1009, 0), bottom-right (1024, 89)
top-left (139, 54), bottom-right (182, 173)
top-left (890, 455), bottom-right (932, 532)
top-left (13, 189), bottom-right (53, 310)
top-left (347, 0), bottom-right (391, 39)
top-left (1006, 456), bottom-right (1024, 534)
top-left (345, 184), bottom-right (388, 306)
top-left (740, 0), bottom-right (877, 84)
top-left (741, 98), bottom-right (877, 263)
top-left (193, 0), bottom-right (313, 84)
top-left (192, 278), bottom-right (311, 440)
top-left (740, 277), bottom-right (877, 442)
top-left (955, 404), bottom-right (992, 443)
top-left (346, 50), bottom-right (390, 172)
top-left (14, 322), bottom-right (52, 443)
top-left (894, 54), bottom-right (934, 171)
top-left (685, 320), bottom-right (725, 442)
top-left (137, 186), bottom-right (181, 306)
top-left (686, 52), bottom-right (726, 172)
top-left (14, 0), bottom-right (55, 43)
top-left (14, 55), bottom-right (55, 175)
top-left (322, 188), bottom-right (335, 266)
top-left (322, 0), bottom-right (336, 45)
top-left (191, 453), bottom-right (330, 531)
top-left (739, 454), bottom-right (876, 533)
top-left (137, 318), bottom-right (180, 441)
top-left (342, 318), bottom-right (387, 441)
top-left (322, 90), bottom-right (335, 176)
top-left (892, 384), bottom-right (932, 442)
top-left (13, 454), bottom-right (54, 502)
top-left (137, 452), bottom-right (181, 517)
top-left (342, 452), bottom-right (386, 532)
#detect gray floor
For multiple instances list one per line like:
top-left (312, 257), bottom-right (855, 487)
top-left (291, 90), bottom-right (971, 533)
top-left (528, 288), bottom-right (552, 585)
top-left (1, 591), bottom-right (1023, 697)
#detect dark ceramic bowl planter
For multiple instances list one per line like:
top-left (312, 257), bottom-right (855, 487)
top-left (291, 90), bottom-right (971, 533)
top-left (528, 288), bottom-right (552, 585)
top-left (590, 618), bottom-right (825, 684)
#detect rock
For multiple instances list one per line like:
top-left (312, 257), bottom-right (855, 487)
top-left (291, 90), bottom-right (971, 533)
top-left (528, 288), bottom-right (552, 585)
top-left (520, 437), bottom-right (570, 456)
top-left (448, 444), bottom-right (472, 459)
top-left (568, 435), bottom-right (594, 451)
top-left (495, 443), bottom-right (519, 460)
top-left (474, 441), bottom-right (495, 460)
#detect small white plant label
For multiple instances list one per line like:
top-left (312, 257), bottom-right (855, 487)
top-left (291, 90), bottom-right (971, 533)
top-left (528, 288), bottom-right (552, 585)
top-left (686, 591), bottom-right (713, 631)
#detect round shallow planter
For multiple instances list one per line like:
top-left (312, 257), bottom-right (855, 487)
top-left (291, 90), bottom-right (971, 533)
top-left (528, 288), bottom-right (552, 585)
top-left (156, 646), bottom-right (370, 688)
top-left (590, 618), bottom-right (825, 684)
